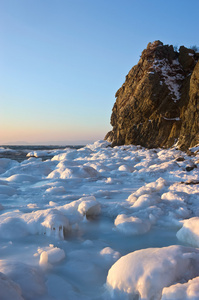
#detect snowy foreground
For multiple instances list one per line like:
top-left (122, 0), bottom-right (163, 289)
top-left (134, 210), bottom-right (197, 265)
top-left (0, 141), bottom-right (199, 300)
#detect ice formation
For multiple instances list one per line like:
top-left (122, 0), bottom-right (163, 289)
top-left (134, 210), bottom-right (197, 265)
top-left (106, 246), bottom-right (199, 299)
top-left (0, 140), bottom-right (199, 299)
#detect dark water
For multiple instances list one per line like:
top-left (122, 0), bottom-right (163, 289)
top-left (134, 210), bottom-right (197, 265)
top-left (0, 145), bottom-right (84, 162)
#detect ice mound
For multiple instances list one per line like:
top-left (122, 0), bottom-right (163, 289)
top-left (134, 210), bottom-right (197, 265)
top-left (127, 177), bottom-right (167, 203)
top-left (45, 185), bottom-right (66, 194)
top-left (114, 214), bottom-right (151, 235)
top-left (106, 245), bottom-right (199, 300)
top-left (6, 174), bottom-right (38, 183)
top-left (0, 272), bottom-right (24, 300)
top-left (78, 196), bottom-right (101, 218)
top-left (41, 211), bottom-right (70, 239)
top-left (99, 247), bottom-right (121, 264)
top-left (0, 261), bottom-right (46, 299)
top-left (176, 217), bottom-right (199, 247)
top-left (162, 276), bottom-right (199, 300)
top-left (131, 193), bottom-right (161, 209)
top-left (86, 140), bottom-right (110, 151)
top-left (0, 215), bottom-right (29, 239)
top-left (0, 158), bottom-right (18, 175)
top-left (118, 164), bottom-right (134, 172)
top-left (1, 142), bottom-right (199, 299)
top-left (0, 185), bottom-right (17, 196)
top-left (161, 191), bottom-right (186, 202)
top-left (48, 165), bottom-right (100, 179)
top-left (37, 244), bottom-right (65, 266)
top-left (0, 196), bottom-right (101, 240)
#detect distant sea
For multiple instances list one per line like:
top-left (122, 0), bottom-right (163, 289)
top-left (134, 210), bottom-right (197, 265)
top-left (0, 145), bottom-right (84, 162)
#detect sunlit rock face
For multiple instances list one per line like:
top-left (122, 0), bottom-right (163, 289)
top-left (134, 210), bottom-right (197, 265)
top-left (105, 41), bottom-right (199, 150)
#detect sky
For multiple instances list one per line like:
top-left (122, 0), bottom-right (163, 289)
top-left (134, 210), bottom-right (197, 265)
top-left (0, 0), bottom-right (199, 145)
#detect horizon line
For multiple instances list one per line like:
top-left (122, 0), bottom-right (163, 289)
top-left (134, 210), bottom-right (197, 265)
top-left (0, 139), bottom-right (97, 146)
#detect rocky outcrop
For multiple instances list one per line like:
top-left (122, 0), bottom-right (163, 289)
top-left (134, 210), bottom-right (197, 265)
top-left (105, 41), bottom-right (199, 150)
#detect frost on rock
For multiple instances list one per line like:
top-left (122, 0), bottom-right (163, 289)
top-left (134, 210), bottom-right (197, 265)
top-left (106, 245), bottom-right (199, 300)
top-left (152, 58), bottom-right (184, 102)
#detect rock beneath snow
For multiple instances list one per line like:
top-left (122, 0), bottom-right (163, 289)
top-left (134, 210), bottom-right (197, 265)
top-left (105, 41), bottom-right (199, 150)
top-left (106, 245), bottom-right (199, 300)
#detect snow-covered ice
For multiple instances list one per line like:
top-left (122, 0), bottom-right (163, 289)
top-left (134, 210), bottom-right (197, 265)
top-left (0, 140), bottom-right (199, 299)
top-left (106, 245), bottom-right (199, 300)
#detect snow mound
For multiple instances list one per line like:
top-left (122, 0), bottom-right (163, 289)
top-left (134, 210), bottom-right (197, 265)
top-left (6, 174), bottom-right (38, 183)
top-left (162, 276), bottom-right (199, 300)
top-left (38, 244), bottom-right (65, 266)
top-left (0, 216), bottom-right (29, 239)
top-left (0, 196), bottom-right (101, 240)
top-left (114, 214), bottom-right (151, 235)
top-left (100, 247), bottom-right (121, 264)
top-left (176, 217), bottom-right (199, 247)
top-left (132, 193), bottom-right (161, 209)
top-left (45, 186), bottom-right (66, 194)
top-left (86, 140), bottom-right (110, 151)
top-left (106, 245), bottom-right (199, 300)
top-left (0, 158), bottom-right (18, 175)
top-left (127, 177), bottom-right (167, 203)
top-left (78, 196), bottom-right (101, 218)
top-left (47, 165), bottom-right (100, 179)
top-left (118, 164), bottom-right (134, 172)
top-left (0, 272), bottom-right (24, 300)
top-left (0, 261), bottom-right (46, 299)
top-left (0, 185), bottom-right (17, 196)
top-left (41, 211), bottom-right (70, 239)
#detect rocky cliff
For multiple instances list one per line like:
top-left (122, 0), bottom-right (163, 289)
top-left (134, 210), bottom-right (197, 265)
top-left (105, 41), bottom-right (199, 150)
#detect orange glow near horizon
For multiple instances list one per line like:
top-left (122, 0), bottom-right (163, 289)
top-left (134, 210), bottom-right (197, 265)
top-left (0, 126), bottom-right (105, 145)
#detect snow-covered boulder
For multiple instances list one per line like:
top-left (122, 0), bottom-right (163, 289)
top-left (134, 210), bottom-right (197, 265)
top-left (106, 245), bottom-right (199, 300)
top-left (41, 211), bottom-right (70, 239)
top-left (78, 196), bottom-right (101, 218)
top-left (38, 244), bottom-right (65, 267)
top-left (162, 276), bottom-right (199, 300)
top-left (99, 247), bottom-right (121, 264)
top-left (0, 261), bottom-right (46, 299)
top-left (114, 214), bottom-right (151, 235)
top-left (176, 217), bottom-right (199, 247)
top-left (0, 272), bottom-right (24, 300)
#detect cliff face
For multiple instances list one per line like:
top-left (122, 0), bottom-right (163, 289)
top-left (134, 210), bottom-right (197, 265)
top-left (105, 41), bottom-right (199, 150)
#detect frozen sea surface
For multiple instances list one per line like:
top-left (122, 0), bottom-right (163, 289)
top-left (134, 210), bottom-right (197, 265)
top-left (0, 140), bottom-right (199, 299)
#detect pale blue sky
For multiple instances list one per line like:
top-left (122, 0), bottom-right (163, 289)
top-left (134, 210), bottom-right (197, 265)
top-left (0, 0), bottom-right (198, 144)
